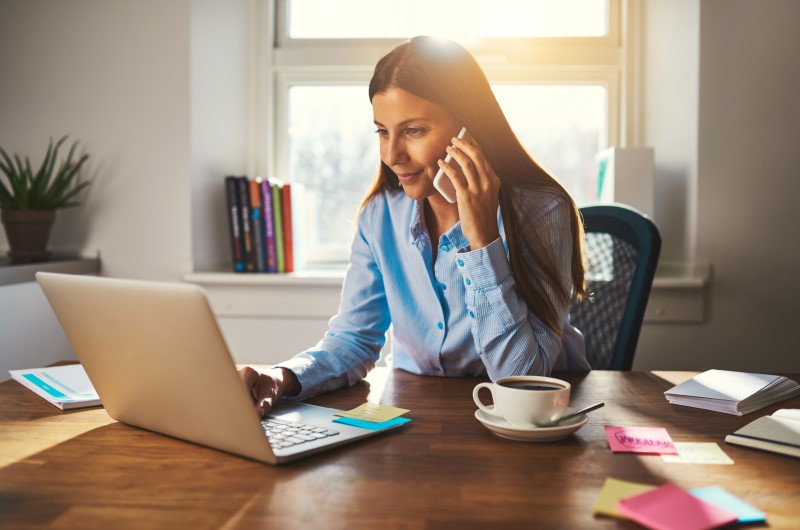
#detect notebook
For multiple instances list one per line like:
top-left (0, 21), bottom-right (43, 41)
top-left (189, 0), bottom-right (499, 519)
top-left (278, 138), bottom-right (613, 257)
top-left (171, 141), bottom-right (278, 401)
top-left (36, 272), bottom-right (406, 465)
top-left (724, 408), bottom-right (800, 459)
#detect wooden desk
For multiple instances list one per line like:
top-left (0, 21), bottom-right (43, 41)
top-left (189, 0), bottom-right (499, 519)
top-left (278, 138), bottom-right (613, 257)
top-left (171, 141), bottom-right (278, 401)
top-left (1, 369), bottom-right (799, 529)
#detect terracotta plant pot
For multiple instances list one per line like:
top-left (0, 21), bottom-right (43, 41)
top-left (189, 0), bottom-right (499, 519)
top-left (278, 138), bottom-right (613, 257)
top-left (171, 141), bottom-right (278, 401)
top-left (1, 209), bottom-right (56, 263)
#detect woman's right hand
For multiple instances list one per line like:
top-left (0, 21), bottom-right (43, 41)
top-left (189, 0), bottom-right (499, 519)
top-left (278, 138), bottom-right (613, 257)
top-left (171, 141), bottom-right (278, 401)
top-left (238, 366), bottom-right (300, 417)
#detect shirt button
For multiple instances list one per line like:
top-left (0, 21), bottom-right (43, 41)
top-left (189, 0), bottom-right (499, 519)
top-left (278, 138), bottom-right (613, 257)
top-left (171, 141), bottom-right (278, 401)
top-left (457, 259), bottom-right (464, 267)
top-left (469, 310), bottom-right (475, 318)
top-left (437, 322), bottom-right (444, 330)
top-left (439, 283), bottom-right (447, 291)
top-left (433, 366), bottom-right (442, 372)
top-left (441, 243), bottom-right (451, 252)
top-left (465, 278), bottom-right (471, 286)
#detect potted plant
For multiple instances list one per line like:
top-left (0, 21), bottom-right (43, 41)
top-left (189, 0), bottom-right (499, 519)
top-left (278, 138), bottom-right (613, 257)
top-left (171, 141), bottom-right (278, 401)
top-left (0, 135), bottom-right (91, 263)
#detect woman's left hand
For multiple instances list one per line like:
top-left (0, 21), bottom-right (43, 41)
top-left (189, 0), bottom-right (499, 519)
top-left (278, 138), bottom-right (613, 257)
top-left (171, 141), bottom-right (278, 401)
top-left (437, 135), bottom-right (501, 249)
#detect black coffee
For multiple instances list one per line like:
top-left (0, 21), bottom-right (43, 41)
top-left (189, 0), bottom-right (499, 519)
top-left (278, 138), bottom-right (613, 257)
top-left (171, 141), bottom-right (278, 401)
top-left (500, 381), bottom-right (564, 391)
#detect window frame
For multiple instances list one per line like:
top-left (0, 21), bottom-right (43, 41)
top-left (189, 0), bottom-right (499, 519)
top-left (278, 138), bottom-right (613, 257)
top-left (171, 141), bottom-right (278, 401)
top-left (260, 0), bottom-right (633, 265)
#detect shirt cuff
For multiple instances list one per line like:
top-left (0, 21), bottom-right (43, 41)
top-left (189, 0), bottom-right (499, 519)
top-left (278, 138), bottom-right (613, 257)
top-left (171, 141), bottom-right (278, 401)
top-left (273, 356), bottom-right (315, 400)
top-left (455, 237), bottom-right (512, 290)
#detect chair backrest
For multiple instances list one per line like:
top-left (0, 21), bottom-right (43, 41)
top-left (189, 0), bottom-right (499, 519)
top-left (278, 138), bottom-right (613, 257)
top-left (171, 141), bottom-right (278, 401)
top-left (570, 204), bottom-right (661, 370)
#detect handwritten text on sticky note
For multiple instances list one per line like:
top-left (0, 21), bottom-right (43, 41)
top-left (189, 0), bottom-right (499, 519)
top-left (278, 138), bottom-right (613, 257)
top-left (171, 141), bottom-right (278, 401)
top-left (604, 425), bottom-right (678, 454)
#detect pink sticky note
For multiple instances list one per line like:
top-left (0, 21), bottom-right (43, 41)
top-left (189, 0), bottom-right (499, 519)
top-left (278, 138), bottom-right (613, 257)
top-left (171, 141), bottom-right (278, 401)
top-left (617, 483), bottom-right (738, 530)
top-left (604, 425), bottom-right (678, 454)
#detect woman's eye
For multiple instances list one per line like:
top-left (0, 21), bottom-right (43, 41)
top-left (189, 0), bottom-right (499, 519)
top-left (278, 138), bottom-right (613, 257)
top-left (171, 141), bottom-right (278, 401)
top-left (405, 127), bottom-right (426, 137)
top-left (374, 128), bottom-right (389, 137)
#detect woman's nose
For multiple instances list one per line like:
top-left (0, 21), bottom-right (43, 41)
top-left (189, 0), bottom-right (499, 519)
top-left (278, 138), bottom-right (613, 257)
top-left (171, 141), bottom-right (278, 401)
top-left (383, 137), bottom-right (408, 166)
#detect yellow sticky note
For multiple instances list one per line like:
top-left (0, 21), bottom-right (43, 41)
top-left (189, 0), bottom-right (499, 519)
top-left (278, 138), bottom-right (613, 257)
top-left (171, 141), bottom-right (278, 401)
top-left (334, 402), bottom-right (409, 423)
top-left (593, 478), bottom-right (657, 518)
top-left (661, 442), bottom-right (734, 465)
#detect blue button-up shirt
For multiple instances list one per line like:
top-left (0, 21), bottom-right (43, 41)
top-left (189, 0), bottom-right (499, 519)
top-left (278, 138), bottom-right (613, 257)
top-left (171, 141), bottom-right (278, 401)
top-left (277, 188), bottom-right (589, 399)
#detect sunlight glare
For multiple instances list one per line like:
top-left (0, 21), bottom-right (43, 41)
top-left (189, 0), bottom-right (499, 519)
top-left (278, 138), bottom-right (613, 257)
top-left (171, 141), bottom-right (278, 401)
top-left (288, 0), bottom-right (607, 40)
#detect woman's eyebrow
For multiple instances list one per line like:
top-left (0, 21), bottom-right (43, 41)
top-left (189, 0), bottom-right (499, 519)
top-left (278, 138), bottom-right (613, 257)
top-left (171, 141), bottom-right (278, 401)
top-left (373, 117), bottom-right (432, 128)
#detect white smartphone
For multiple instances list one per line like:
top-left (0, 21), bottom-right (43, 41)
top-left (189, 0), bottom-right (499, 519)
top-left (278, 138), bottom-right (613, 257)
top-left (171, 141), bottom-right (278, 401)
top-left (433, 126), bottom-right (468, 203)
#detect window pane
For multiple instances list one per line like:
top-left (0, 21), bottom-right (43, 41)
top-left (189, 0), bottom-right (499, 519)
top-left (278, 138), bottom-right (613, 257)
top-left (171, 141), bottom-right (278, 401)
top-left (492, 84), bottom-right (606, 206)
top-left (288, 0), bottom-right (608, 39)
top-left (288, 85), bottom-right (377, 261)
top-left (287, 84), bottom-right (606, 263)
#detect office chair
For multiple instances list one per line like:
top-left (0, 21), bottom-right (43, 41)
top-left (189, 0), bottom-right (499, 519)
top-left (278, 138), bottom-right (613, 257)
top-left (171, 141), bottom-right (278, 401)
top-left (570, 204), bottom-right (661, 370)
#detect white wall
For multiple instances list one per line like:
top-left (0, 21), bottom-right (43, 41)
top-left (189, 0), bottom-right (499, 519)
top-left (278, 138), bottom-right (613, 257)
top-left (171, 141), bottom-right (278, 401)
top-left (0, 0), bottom-right (192, 281)
top-left (190, 0), bottom-right (252, 273)
top-left (636, 0), bottom-right (800, 372)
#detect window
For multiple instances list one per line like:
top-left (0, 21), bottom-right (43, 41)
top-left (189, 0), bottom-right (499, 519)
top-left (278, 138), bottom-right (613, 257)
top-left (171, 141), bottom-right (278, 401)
top-left (269, 0), bottom-right (625, 264)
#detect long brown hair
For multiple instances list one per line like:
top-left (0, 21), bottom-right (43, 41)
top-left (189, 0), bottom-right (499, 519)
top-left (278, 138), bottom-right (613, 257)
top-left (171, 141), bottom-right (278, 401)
top-left (363, 36), bottom-right (586, 333)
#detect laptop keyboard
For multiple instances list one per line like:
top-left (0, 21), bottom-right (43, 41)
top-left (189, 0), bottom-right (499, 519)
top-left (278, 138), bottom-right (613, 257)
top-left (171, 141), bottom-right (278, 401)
top-left (261, 416), bottom-right (340, 450)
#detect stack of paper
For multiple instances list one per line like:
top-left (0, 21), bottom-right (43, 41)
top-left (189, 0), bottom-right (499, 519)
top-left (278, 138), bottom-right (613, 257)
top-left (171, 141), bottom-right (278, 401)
top-left (664, 369), bottom-right (800, 416)
top-left (9, 364), bottom-right (100, 410)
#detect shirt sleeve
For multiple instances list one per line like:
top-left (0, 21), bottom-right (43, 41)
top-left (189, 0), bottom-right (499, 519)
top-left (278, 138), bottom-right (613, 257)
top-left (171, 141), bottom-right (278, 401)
top-left (456, 197), bottom-right (576, 380)
top-left (274, 203), bottom-right (391, 399)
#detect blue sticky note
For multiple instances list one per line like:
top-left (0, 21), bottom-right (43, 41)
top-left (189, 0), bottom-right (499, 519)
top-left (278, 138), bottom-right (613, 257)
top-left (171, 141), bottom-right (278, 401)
top-left (333, 416), bottom-right (411, 431)
top-left (689, 486), bottom-right (766, 523)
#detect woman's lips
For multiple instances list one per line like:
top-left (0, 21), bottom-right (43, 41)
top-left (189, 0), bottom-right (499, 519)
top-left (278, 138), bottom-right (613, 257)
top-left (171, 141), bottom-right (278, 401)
top-left (395, 169), bottom-right (423, 184)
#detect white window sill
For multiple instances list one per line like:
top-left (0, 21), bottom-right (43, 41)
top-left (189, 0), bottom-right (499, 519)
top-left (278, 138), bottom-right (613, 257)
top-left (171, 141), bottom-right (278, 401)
top-left (185, 261), bottom-right (710, 324)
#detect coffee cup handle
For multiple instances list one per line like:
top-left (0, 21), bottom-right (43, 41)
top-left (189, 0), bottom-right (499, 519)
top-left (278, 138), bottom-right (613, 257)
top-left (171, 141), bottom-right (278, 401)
top-left (473, 383), bottom-right (502, 418)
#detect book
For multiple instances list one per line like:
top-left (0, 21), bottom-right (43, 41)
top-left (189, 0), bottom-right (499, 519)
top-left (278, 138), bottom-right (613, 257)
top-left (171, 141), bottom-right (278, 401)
top-left (224, 175), bottom-right (245, 272)
top-left (249, 177), bottom-right (267, 272)
top-left (236, 176), bottom-right (255, 272)
top-left (281, 181), bottom-right (294, 273)
top-left (664, 369), bottom-right (800, 415)
top-left (261, 177), bottom-right (278, 272)
top-left (9, 364), bottom-right (101, 410)
top-left (269, 177), bottom-right (285, 273)
top-left (725, 408), bottom-right (800, 459)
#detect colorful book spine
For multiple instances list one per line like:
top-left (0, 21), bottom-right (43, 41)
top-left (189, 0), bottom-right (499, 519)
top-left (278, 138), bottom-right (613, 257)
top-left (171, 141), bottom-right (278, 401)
top-left (249, 177), bottom-right (266, 272)
top-left (236, 176), bottom-right (255, 272)
top-left (224, 175), bottom-right (245, 272)
top-left (260, 178), bottom-right (277, 273)
top-left (281, 182), bottom-right (294, 273)
top-left (269, 178), bottom-right (285, 273)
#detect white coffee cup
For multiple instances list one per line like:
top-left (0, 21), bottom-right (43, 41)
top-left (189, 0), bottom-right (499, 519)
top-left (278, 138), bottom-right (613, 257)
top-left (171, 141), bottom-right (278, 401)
top-left (473, 376), bottom-right (571, 428)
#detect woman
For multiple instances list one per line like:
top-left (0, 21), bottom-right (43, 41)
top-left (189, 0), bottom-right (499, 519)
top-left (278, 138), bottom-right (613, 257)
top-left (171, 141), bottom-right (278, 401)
top-left (241, 36), bottom-right (589, 417)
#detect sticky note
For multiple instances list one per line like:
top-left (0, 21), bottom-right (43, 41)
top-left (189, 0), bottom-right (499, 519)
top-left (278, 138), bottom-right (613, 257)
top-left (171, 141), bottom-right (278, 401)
top-left (593, 478), bottom-right (656, 518)
top-left (333, 416), bottom-right (411, 431)
top-left (689, 486), bottom-right (766, 523)
top-left (661, 442), bottom-right (734, 465)
top-left (334, 402), bottom-right (409, 423)
top-left (604, 425), bottom-right (678, 454)
top-left (617, 483), bottom-right (738, 530)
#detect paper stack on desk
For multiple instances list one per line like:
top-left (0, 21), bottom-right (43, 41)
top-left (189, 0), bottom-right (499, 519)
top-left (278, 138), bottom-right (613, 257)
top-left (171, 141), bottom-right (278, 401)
top-left (9, 364), bottom-right (100, 410)
top-left (664, 369), bottom-right (800, 416)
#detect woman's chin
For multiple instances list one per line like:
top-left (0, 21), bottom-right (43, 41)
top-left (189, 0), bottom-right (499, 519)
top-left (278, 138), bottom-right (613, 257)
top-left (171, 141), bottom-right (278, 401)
top-left (399, 183), bottom-right (434, 201)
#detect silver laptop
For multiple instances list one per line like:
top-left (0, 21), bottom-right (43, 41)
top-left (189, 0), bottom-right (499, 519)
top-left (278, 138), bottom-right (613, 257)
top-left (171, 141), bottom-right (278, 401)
top-left (36, 272), bottom-right (404, 464)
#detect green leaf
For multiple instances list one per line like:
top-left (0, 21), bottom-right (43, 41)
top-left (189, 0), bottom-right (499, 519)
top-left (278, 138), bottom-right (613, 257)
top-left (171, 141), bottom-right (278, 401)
top-left (0, 145), bottom-right (18, 180)
top-left (44, 153), bottom-right (90, 208)
top-left (31, 138), bottom-right (56, 202)
top-left (0, 136), bottom-right (91, 210)
top-left (53, 180), bottom-right (91, 209)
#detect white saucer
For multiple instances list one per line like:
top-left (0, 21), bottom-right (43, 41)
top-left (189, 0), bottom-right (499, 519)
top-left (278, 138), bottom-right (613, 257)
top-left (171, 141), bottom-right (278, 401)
top-left (474, 406), bottom-right (588, 442)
